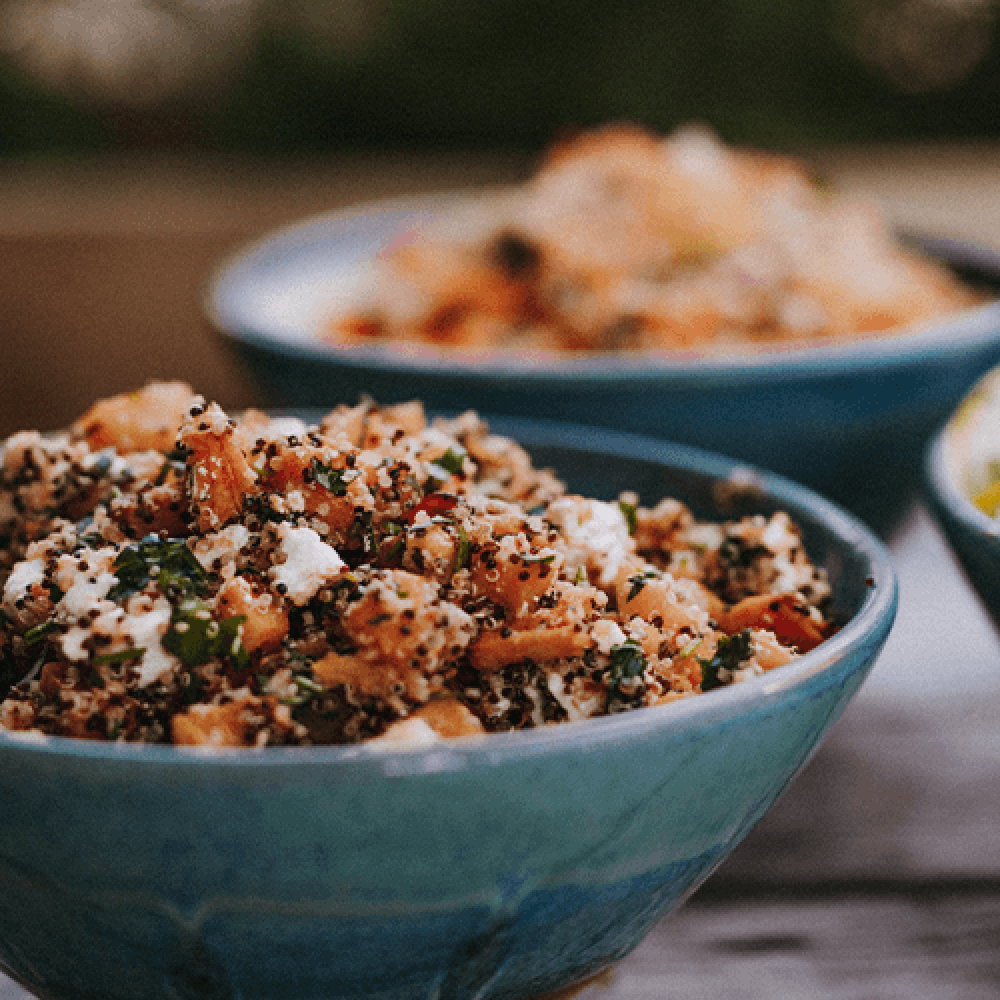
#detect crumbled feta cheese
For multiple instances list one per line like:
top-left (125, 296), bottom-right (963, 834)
top-left (591, 618), bottom-right (627, 654)
top-left (547, 497), bottom-right (632, 585)
top-left (54, 549), bottom-right (118, 619)
top-left (762, 512), bottom-right (797, 551)
top-left (267, 417), bottom-right (309, 438)
top-left (60, 593), bottom-right (178, 688)
top-left (119, 600), bottom-right (177, 687)
top-left (189, 525), bottom-right (250, 575)
top-left (269, 523), bottom-right (346, 605)
top-left (2, 559), bottom-right (45, 609)
top-left (547, 672), bottom-right (604, 722)
top-left (625, 617), bottom-right (649, 641)
top-left (374, 717), bottom-right (440, 745)
top-left (769, 554), bottom-right (801, 594)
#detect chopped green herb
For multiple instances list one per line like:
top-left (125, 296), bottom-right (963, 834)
top-left (154, 457), bottom-right (185, 487)
top-left (626, 570), bottom-right (658, 603)
top-left (522, 553), bottom-right (556, 566)
top-left (699, 628), bottom-right (754, 691)
top-left (162, 598), bottom-right (248, 669)
top-left (281, 674), bottom-right (325, 706)
top-left (607, 640), bottom-right (647, 698)
top-left (618, 500), bottom-right (638, 536)
top-left (440, 447), bottom-right (467, 476)
top-left (243, 494), bottom-right (286, 525)
top-left (426, 447), bottom-right (468, 488)
top-left (23, 620), bottom-right (59, 645)
top-left (383, 535), bottom-right (406, 563)
top-left (75, 517), bottom-right (102, 550)
top-left (108, 535), bottom-right (206, 602)
top-left (92, 647), bottom-right (145, 666)
top-left (676, 636), bottom-right (704, 659)
top-left (312, 460), bottom-right (357, 496)
top-left (454, 523), bottom-right (470, 572)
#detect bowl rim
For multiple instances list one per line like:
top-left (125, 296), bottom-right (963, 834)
top-left (203, 187), bottom-right (1000, 385)
top-left (925, 380), bottom-right (1000, 542)
top-left (0, 418), bottom-right (898, 769)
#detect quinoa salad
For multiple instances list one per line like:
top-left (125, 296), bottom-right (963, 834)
top-left (330, 123), bottom-right (980, 355)
top-left (0, 382), bottom-right (835, 747)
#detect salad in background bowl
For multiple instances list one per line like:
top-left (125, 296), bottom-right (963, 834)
top-left (205, 124), bottom-right (1000, 536)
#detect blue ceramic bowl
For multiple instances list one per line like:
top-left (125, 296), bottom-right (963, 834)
top-left (0, 420), bottom-right (897, 1000)
top-left (925, 367), bottom-right (1000, 630)
top-left (204, 195), bottom-right (1000, 534)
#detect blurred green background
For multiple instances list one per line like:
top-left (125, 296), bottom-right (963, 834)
top-left (0, 0), bottom-right (998, 155)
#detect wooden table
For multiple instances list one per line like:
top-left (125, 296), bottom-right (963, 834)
top-left (0, 146), bottom-right (998, 1000)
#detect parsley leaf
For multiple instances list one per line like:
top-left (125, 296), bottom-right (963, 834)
top-left (454, 523), bottom-right (470, 572)
top-left (312, 460), bottom-right (357, 496)
top-left (626, 570), bottom-right (658, 603)
top-left (162, 598), bottom-right (249, 670)
top-left (522, 553), bottom-right (556, 567)
top-left (154, 457), bottom-right (186, 487)
top-left (280, 675), bottom-right (325, 707)
top-left (618, 500), bottom-right (638, 536)
top-left (426, 447), bottom-right (467, 489)
top-left (92, 648), bottom-right (145, 666)
top-left (243, 494), bottom-right (286, 525)
top-left (108, 535), bottom-right (206, 602)
top-left (75, 517), bottom-right (103, 550)
top-left (23, 620), bottom-right (59, 645)
top-left (607, 640), bottom-right (647, 699)
top-left (699, 628), bottom-right (754, 691)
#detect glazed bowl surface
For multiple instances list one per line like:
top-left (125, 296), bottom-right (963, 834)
top-left (205, 193), bottom-right (1000, 534)
top-left (0, 418), bottom-right (897, 1000)
top-left (925, 366), bottom-right (1000, 629)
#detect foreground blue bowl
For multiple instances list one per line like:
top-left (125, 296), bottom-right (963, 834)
top-left (0, 420), bottom-right (897, 1000)
top-left (925, 368), bottom-right (1000, 630)
top-left (205, 195), bottom-right (1000, 535)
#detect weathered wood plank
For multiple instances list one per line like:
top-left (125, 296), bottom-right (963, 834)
top-left (600, 891), bottom-right (1000, 1000)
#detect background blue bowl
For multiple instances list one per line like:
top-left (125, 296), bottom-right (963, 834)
top-left (924, 369), bottom-right (1000, 630)
top-left (205, 196), bottom-right (1000, 536)
top-left (0, 420), bottom-right (897, 1000)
